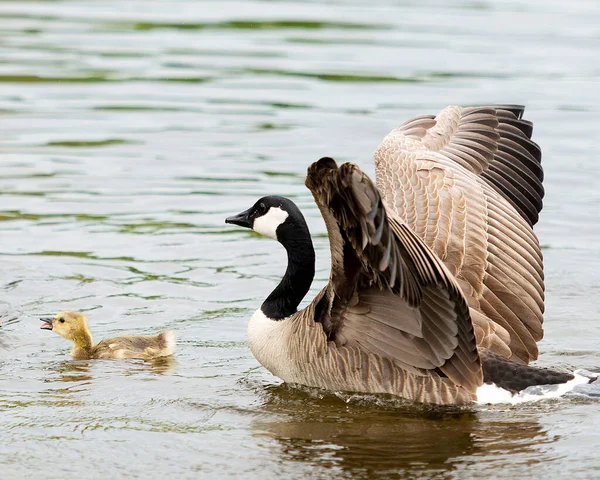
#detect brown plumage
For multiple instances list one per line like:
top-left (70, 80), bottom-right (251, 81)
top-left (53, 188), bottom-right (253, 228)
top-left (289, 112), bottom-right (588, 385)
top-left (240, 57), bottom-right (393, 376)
top-left (305, 158), bottom-right (482, 403)
top-left (226, 105), bottom-right (564, 405)
top-left (40, 311), bottom-right (175, 360)
top-left (373, 105), bottom-right (544, 364)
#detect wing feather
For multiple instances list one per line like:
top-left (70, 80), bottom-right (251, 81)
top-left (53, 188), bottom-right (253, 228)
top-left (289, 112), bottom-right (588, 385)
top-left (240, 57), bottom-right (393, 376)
top-left (306, 159), bottom-right (482, 393)
top-left (374, 105), bottom-right (545, 363)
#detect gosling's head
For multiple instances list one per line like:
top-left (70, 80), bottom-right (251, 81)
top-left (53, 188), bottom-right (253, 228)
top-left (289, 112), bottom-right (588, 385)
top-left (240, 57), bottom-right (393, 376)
top-left (40, 311), bottom-right (88, 341)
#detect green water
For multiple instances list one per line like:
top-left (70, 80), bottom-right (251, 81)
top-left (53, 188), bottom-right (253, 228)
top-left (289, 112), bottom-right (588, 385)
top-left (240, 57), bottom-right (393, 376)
top-left (1, 0), bottom-right (600, 478)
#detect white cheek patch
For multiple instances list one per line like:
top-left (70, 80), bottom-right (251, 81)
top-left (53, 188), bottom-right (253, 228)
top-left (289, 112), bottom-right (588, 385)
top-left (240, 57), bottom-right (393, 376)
top-left (253, 206), bottom-right (289, 239)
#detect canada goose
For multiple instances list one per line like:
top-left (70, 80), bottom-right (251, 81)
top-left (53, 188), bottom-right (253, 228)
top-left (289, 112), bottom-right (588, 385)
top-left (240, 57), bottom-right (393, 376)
top-left (226, 105), bottom-right (593, 405)
top-left (40, 311), bottom-right (175, 360)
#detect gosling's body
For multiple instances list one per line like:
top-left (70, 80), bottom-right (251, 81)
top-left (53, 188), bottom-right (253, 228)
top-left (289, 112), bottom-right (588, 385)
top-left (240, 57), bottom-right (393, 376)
top-left (86, 333), bottom-right (176, 361)
top-left (41, 311), bottom-right (175, 360)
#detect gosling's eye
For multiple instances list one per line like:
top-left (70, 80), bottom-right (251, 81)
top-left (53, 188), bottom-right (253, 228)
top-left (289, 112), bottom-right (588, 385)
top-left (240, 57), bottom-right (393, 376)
top-left (59, 318), bottom-right (65, 323)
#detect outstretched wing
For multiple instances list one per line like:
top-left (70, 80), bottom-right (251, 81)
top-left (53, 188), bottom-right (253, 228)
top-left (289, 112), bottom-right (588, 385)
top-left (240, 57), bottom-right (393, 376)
top-left (306, 158), bottom-right (482, 394)
top-left (374, 105), bottom-right (544, 363)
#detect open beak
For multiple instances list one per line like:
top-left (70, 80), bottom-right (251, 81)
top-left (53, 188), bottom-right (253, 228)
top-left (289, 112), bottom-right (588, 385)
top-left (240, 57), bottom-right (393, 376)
top-left (40, 317), bottom-right (54, 330)
top-left (225, 208), bottom-right (253, 229)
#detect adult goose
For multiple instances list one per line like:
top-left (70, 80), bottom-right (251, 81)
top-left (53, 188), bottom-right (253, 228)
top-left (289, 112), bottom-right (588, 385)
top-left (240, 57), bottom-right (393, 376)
top-left (226, 105), bottom-right (592, 405)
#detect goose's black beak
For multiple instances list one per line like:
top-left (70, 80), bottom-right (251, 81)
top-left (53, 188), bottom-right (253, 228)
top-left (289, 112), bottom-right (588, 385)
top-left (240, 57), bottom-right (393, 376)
top-left (40, 317), bottom-right (54, 330)
top-left (225, 208), bottom-right (253, 229)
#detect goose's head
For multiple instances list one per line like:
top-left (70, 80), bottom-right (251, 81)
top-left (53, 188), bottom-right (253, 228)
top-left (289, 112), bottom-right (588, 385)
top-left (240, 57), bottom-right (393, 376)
top-left (226, 196), bottom-right (315, 319)
top-left (225, 195), bottom-right (307, 241)
top-left (40, 311), bottom-right (89, 341)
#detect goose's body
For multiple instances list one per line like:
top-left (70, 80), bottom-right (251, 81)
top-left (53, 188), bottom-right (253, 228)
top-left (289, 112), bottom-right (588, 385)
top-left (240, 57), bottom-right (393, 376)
top-left (40, 311), bottom-right (175, 361)
top-left (227, 105), bottom-right (593, 405)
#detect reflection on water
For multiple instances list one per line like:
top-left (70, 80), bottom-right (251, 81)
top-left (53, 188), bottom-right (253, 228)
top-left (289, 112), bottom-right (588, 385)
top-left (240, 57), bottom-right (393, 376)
top-left (44, 356), bottom-right (177, 384)
top-left (146, 355), bottom-right (177, 375)
top-left (253, 385), bottom-right (549, 478)
top-left (1, 0), bottom-right (600, 477)
top-left (52, 360), bottom-right (93, 383)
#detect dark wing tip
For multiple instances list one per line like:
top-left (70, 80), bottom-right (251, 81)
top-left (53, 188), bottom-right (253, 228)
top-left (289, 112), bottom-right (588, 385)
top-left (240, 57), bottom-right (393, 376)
top-left (306, 157), bottom-right (339, 189)
top-left (491, 106), bottom-right (544, 226)
top-left (490, 105), bottom-right (526, 119)
top-left (313, 156), bottom-right (338, 172)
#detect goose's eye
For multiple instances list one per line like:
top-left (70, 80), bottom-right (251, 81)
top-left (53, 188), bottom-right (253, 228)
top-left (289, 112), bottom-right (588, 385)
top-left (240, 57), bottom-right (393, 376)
top-left (59, 318), bottom-right (65, 323)
top-left (259, 203), bottom-right (266, 214)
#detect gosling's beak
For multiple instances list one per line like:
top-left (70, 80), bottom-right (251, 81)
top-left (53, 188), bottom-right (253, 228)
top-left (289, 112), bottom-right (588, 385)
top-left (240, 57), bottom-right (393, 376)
top-left (40, 317), bottom-right (54, 330)
top-left (225, 208), bottom-right (253, 229)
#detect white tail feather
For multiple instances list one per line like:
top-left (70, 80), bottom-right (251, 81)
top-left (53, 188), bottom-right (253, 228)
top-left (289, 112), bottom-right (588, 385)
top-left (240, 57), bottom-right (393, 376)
top-left (476, 372), bottom-right (593, 405)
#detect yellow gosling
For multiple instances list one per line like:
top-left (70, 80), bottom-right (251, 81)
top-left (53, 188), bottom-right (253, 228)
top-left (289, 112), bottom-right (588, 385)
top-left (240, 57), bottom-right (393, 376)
top-left (40, 311), bottom-right (175, 360)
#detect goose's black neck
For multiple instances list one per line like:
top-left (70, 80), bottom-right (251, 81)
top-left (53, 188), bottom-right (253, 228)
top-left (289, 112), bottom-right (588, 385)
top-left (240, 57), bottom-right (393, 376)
top-left (261, 219), bottom-right (315, 320)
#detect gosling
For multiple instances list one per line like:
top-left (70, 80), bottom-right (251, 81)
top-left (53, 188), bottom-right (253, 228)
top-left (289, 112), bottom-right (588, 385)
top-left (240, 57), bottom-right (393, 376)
top-left (40, 311), bottom-right (175, 360)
